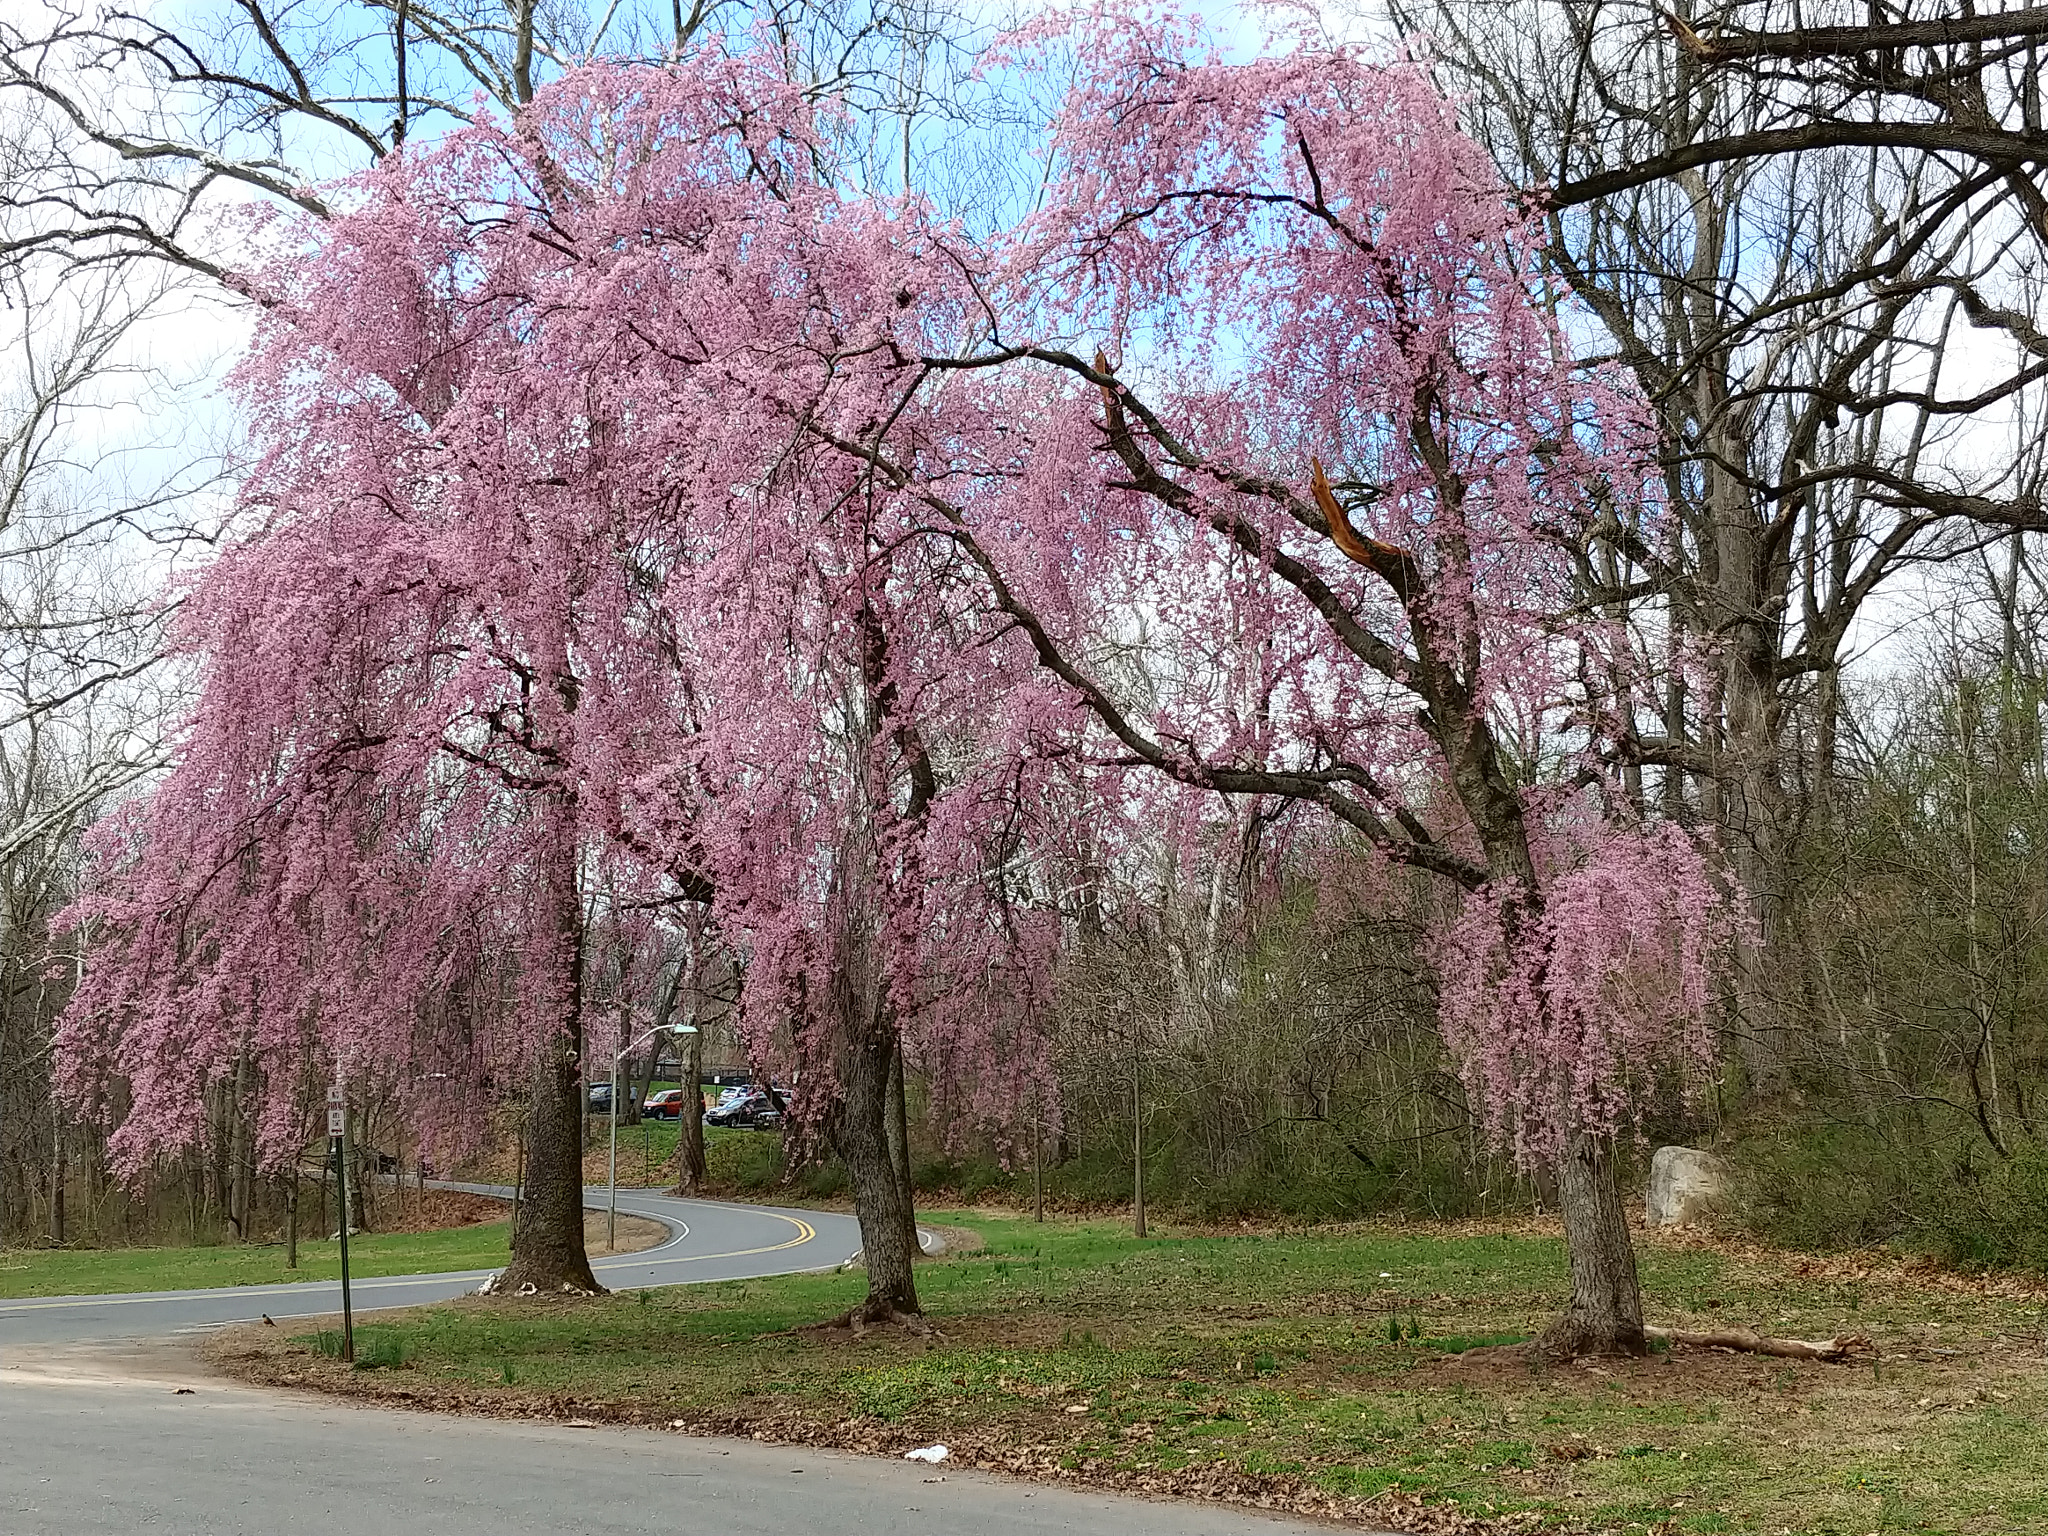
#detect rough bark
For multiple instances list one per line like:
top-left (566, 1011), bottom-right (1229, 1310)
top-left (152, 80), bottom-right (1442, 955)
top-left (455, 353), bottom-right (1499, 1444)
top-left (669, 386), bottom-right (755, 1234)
top-left (818, 607), bottom-right (925, 1322)
top-left (493, 821), bottom-right (602, 1297)
top-left (885, 1038), bottom-right (917, 1258)
top-left (49, 1105), bottom-right (64, 1245)
top-left (669, 941), bottom-right (708, 1197)
top-left (620, 1044), bottom-right (646, 1128)
top-left (1537, 1133), bottom-right (1648, 1358)
top-left (828, 1028), bottom-right (920, 1321)
top-left (676, 1026), bottom-right (706, 1195)
top-left (495, 1040), bottom-right (602, 1294)
top-left (1131, 1042), bottom-right (1147, 1239)
top-left (227, 1054), bottom-right (251, 1240)
top-left (1701, 435), bottom-right (1795, 1104)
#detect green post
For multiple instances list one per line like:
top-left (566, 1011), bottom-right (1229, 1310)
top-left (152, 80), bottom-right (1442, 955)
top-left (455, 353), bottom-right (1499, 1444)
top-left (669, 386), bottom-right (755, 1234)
top-left (330, 1084), bottom-right (354, 1363)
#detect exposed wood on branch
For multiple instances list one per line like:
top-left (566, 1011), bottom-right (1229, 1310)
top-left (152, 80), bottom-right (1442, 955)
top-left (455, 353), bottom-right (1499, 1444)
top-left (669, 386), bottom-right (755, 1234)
top-left (1645, 1324), bottom-right (1870, 1362)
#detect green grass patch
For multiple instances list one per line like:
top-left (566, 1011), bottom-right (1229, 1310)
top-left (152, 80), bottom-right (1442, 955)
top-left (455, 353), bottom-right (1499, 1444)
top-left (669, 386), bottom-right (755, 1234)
top-left (0, 1220), bottom-right (517, 1298)
top-left (241, 1214), bottom-right (2048, 1535)
top-left (575, 1121), bottom-right (816, 1197)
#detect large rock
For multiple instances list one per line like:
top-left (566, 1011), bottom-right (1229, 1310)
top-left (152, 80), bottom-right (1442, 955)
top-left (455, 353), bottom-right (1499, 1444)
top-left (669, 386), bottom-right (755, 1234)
top-left (1645, 1145), bottom-right (1729, 1227)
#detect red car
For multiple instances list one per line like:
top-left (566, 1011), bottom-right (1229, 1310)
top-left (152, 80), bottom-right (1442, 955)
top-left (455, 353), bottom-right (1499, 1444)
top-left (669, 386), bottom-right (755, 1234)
top-left (643, 1088), bottom-right (692, 1121)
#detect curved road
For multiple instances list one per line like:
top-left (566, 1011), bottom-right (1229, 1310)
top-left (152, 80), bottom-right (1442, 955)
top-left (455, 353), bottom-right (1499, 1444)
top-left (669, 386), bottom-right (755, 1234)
top-left (0, 1185), bottom-right (864, 1346)
top-left (3, 1361), bottom-right (1352, 1536)
top-left (0, 1189), bottom-right (1368, 1536)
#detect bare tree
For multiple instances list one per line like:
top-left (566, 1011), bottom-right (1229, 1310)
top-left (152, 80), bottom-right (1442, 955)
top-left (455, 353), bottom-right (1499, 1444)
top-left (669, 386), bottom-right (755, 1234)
top-left (1, 0), bottom-right (997, 283)
top-left (0, 253), bottom-right (218, 1239)
top-left (1388, 0), bottom-right (2048, 1098)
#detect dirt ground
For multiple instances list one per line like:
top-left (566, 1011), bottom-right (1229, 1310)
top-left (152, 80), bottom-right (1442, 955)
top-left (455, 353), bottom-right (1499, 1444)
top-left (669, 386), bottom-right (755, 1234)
top-left (581, 1210), bottom-right (668, 1255)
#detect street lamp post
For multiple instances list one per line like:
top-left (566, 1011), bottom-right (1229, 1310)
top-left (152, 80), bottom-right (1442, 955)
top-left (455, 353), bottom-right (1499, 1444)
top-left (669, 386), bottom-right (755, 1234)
top-left (609, 1022), bottom-right (697, 1250)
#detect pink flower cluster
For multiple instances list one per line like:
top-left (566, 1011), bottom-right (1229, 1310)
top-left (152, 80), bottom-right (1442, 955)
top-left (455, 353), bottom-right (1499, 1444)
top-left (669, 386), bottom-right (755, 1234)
top-left (57, 4), bottom-right (1732, 1181)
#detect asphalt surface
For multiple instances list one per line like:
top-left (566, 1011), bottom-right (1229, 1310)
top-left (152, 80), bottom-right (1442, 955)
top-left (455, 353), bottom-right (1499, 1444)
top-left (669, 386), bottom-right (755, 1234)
top-left (1, 1355), bottom-right (1355, 1536)
top-left (0, 1191), bottom-right (1378, 1536)
top-left (0, 1185), bottom-right (865, 1346)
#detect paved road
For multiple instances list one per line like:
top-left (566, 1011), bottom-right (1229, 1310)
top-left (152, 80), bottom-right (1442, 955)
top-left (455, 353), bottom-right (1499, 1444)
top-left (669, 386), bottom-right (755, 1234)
top-left (2, 1354), bottom-right (1353, 1536)
top-left (0, 1186), bottom-right (864, 1346)
top-left (0, 1195), bottom-right (1373, 1536)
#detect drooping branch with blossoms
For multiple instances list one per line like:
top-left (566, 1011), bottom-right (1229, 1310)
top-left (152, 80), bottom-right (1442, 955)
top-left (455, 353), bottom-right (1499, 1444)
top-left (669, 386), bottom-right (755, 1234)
top-left (55, 42), bottom-right (1071, 1313)
top-left (54, 4), bottom-right (1736, 1348)
top-left (778, 8), bottom-right (1741, 1352)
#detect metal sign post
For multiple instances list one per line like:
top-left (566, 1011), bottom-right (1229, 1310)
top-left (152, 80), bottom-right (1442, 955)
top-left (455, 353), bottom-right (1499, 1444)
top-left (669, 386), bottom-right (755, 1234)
top-left (328, 1084), bottom-right (354, 1363)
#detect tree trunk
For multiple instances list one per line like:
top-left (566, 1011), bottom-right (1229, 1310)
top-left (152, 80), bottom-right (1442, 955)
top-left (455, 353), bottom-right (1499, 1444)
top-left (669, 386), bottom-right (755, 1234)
top-left (1536, 1132), bottom-right (1646, 1357)
top-left (624, 1034), bottom-right (659, 1128)
top-left (351, 1136), bottom-right (374, 1232)
top-left (497, 1041), bottom-right (602, 1294)
top-left (285, 1172), bottom-right (298, 1269)
top-left (495, 822), bottom-right (601, 1296)
top-left (620, 1052), bottom-right (643, 1128)
top-left (227, 1055), bottom-right (251, 1241)
top-left (49, 1104), bottom-right (64, 1246)
top-left (1131, 1039), bottom-right (1147, 1239)
top-left (1723, 682), bottom-right (1791, 1107)
top-left (885, 1038), bottom-right (917, 1259)
top-left (621, 941), bottom-right (656, 1129)
top-left (668, 935), bottom-right (708, 1197)
top-left (1031, 1079), bottom-right (1044, 1222)
top-left (676, 1023), bottom-right (706, 1195)
top-left (829, 1030), bottom-right (919, 1321)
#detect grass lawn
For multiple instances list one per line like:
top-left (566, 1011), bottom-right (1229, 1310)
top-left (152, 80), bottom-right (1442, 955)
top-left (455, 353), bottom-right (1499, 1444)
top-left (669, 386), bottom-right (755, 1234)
top-left (209, 1213), bottom-right (2048, 1536)
top-left (567, 1120), bottom-right (788, 1191)
top-left (591, 1115), bottom-right (685, 1181)
top-left (0, 1219), bottom-right (521, 1298)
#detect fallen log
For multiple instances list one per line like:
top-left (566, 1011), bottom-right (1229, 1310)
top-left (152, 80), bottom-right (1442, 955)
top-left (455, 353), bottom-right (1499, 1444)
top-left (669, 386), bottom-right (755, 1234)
top-left (1645, 1324), bottom-right (1869, 1361)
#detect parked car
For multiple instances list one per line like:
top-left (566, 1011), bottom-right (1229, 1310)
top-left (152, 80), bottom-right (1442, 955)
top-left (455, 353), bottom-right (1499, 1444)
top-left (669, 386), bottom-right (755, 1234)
top-left (586, 1082), bottom-right (615, 1114)
top-left (704, 1087), bottom-right (783, 1130)
top-left (643, 1088), bottom-right (691, 1121)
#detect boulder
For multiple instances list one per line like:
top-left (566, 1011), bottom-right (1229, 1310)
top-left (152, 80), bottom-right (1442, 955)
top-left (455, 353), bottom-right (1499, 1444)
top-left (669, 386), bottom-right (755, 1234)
top-left (1645, 1145), bottom-right (1729, 1227)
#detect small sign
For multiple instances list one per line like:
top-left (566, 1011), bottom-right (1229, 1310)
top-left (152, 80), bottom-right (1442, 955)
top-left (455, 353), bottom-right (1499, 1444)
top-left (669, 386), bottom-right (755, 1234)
top-left (328, 1107), bottom-right (346, 1136)
top-left (327, 1085), bottom-right (344, 1105)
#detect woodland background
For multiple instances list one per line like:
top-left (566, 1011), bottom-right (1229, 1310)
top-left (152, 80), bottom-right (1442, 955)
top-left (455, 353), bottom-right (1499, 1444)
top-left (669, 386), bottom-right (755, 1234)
top-left (2, 0), bottom-right (2047, 1273)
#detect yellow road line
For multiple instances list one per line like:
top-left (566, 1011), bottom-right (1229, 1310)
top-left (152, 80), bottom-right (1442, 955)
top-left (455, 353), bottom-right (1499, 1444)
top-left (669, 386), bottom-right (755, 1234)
top-left (596, 1213), bottom-right (815, 1271)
